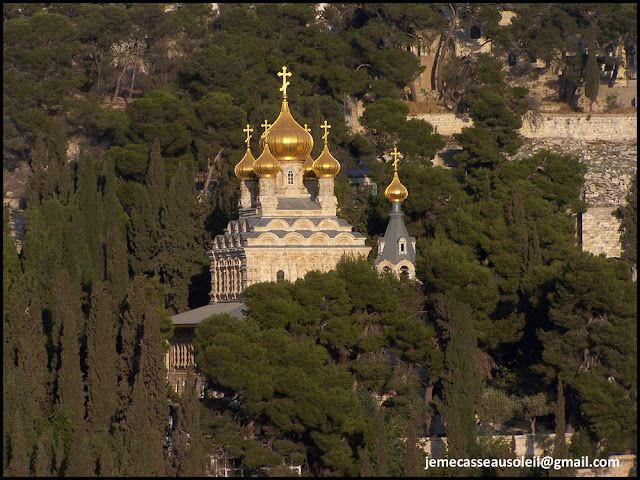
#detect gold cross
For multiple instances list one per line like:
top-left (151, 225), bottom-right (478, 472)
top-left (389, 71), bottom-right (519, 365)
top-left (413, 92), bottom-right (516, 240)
top-left (243, 124), bottom-right (253, 146)
top-left (278, 66), bottom-right (292, 99)
top-left (261, 120), bottom-right (271, 133)
top-left (391, 147), bottom-right (401, 170)
top-left (303, 123), bottom-right (311, 132)
top-left (320, 120), bottom-right (331, 143)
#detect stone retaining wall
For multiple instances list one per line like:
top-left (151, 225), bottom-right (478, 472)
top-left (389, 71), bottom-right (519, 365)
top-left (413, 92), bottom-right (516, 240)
top-left (410, 113), bottom-right (637, 143)
top-left (580, 207), bottom-right (623, 258)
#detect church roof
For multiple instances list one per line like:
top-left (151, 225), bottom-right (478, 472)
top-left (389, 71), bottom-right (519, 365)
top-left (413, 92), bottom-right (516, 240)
top-left (171, 301), bottom-right (246, 326)
top-left (374, 202), bottom-right (416, 266)
top-left (277, 198), bottom-right (322, 210)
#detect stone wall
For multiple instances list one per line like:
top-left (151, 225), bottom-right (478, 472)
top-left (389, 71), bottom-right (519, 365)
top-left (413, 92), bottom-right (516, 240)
top-left (580, 207), bottom-right (623, 258)
top-left (575, 454), bottom-right (637, 477)
top-left (409, 112), bottom-right (638, 143)
top-left (520, 114), bottom-right (637, 142)
top-left (420, 433), bottom-right (573, 458)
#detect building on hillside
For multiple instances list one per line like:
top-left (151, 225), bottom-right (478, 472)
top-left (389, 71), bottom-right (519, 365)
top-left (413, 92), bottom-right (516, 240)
top-left (374, 147), bottom-right (416, 279)
top-left (167, 66), bottom-right (375, 394)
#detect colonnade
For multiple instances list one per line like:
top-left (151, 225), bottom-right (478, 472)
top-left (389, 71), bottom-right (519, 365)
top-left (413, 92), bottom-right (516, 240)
top-left (210, 256), bottom-right (244, 302)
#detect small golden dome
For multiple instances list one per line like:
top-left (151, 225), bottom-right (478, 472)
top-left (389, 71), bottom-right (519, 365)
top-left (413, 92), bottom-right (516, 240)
top-left (253, 140), bottom-right (281, 178)
top-left (385, 171), bottom-right (408, 202)
top-left (303, 154), bottom-right (316, 177)
top-left (235, 147), bottom-right (257, 179)
top-left (266, 101), bottom-right (314, 161)
top-left (313, 144), bottom-right (341, 178)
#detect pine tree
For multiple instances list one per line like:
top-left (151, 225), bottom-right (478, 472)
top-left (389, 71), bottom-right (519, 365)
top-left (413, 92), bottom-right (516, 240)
top-left (435, 292), bottom-right (481, 459)
top-left (85, 281), bottom-right (119, 433)
top-left (171, 370), bottom-right (206, 476)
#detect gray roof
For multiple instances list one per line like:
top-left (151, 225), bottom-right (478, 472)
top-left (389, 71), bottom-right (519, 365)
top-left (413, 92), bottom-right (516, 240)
top-left (374, 202), bottom-right (416, 265)
top-left (171, 301), bottom-right (246, 326)
top-left (277, 198), bottom-right (322, 210)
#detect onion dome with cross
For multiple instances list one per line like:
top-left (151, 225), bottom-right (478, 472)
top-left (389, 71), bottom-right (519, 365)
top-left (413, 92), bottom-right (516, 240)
top-left (263, 66), bottom-right (314, 162)
top-left (252, 120), bottom-right (281, 178)
top-left (312, 120), bottom-right (341, 178)
top-left (384, 147), bottom-right (408, 202)
top-left (235, 124), bottom-right (258, 180)
top-left (301, 124), bottom-right (316, 178)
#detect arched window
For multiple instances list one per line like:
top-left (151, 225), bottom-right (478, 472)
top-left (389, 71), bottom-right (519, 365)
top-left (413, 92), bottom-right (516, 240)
top-left (398, 238), bottom-right (407, 255)
top-left (400, 266), bottom-right (410, 278)
top-left (287, 170), bottom-right (294, 185)
top-left (276, 270), bottom-right (285, 282)
top-left (383, 266), bottom-right (391, 274)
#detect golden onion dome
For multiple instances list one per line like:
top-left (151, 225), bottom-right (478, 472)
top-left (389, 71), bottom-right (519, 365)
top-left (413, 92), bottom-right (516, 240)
top-left (385, 171), bottom-right (408, 202)
top-left (253, 139), bottom-right (281, 178)
top-left (235, 147), bottom-right (257, 180)
top-left (385, 147), bottom-right (408, 202)
top-left (313, 144), bottom-right (341, 178)
top-left (266, 100), bottom-right (314, 161)
top-left (302, 154), bottom-right (316, 178)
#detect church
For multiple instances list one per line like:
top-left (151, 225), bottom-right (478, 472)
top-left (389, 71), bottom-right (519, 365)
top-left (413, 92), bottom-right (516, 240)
top-left (167, 67), bottom-right (415, 394)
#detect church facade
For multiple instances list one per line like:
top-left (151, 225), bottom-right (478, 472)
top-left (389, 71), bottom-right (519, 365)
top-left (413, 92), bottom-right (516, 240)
top-left (209, 70), bottom-right (372, 300)
top-left (167, 67), bottom-right (415, 394)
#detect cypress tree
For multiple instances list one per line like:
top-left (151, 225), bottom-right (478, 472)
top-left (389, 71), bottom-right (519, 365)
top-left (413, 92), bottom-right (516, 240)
top-left (171, 370), bottom-right (206, 476)
top-left (120, 278), bottom-right (168, 476)
top-left (404, 416), bottom-right (421, 477)
top-left (584, 39), bottom-right (600, 112)
top-left (375, 407), bottom-right (388, 477)
top-left (65, 423), bottom-right (95, 477)
top-left (130, 139), bottom-right (165, 278)
top-left (161, 162), bottom-right (205, 314)
top-left (6, 411), bottom-right (29, 477)
top-left (2, 205), bottom-right (21, 307)
top-left (76, 152), bottom-right (104, 284)
top-left (435, 292), bottom-right (481, 459)
top-left (4, 275), bottom-right (49, 456)
top-left (103, 158), bottom-right (130, 312)
top-left (359, 445), bottom-right (373, 477)
top-left (34, 428), bottom-right (55, 477)
top-left (53, 270), bottom-right (86, 429)
top-left (85, 281), bottom-right (118, 433)
top-left (618, 175), bottom-right (637, 276)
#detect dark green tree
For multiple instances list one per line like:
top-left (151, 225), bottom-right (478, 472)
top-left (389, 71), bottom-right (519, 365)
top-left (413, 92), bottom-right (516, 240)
top-left (375, 407), bottom-right (388, 477)
top-left (170, 370), bottom-right (206, 477)
top-left (119, 278), bottom-right (168, 476)
top-left (53, 270), bottom-right (86, 429)
top-left (85, 281), bottom-right (118, 433)
top-left (434, 292), bottom-right (482, 459)
top-left (584, 39), bottom-right (600, 111)
top-left (617, 175), bottom-right (637, 275)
